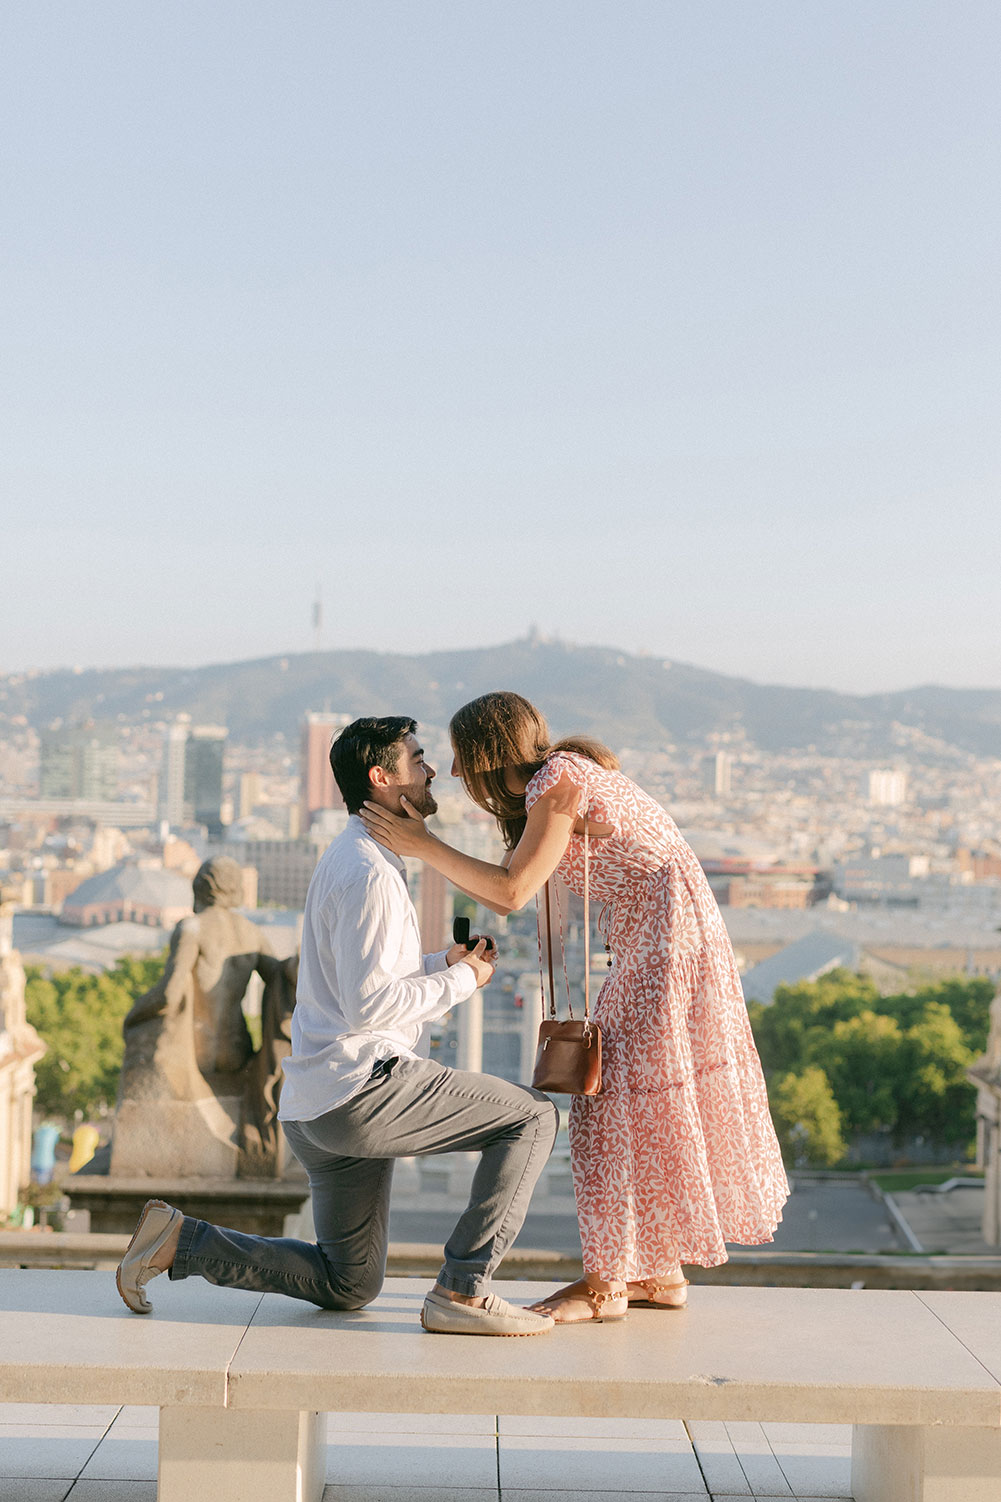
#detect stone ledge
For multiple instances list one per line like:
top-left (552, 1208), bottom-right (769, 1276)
top-left (4, 1231), bottom-right (1001, 1290)
top-left (64, 1176), bottom-right (309, 1235)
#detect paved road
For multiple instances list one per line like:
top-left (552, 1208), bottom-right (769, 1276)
top-left (389, 1175), bottom-right (902, 1257)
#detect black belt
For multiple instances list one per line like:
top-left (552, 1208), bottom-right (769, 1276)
top-left (369, 1055), bottom-right (399, 1080)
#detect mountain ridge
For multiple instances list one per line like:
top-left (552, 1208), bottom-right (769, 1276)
top-left (2, 639), bottom-right (999, 759)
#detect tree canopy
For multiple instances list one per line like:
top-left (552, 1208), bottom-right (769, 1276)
top-left (25, 953), bottom-right (165, 1121)
top-left (747, 970), bottom-right (991, 1165)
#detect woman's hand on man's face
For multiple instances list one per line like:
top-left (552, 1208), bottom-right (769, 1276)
top-left (360, 796), bottom-right (432, 856)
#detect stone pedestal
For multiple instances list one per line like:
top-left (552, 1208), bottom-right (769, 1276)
top-left (853, 1422), bottom-right (1001, 1502)
top-left (65, 1176), bottom-right (309, 1237)
top-left (110, 1094), bottom-right (244, 1179)
top-left (0, 894), bottom-right (46, 1218)
top-left (159, 1406), bottom-right (324, 1502)
top-left (967, 1058), bottom-right (1001, 1247)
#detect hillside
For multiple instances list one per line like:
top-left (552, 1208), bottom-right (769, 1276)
top-left (2, 639), bottom-right (999, 758)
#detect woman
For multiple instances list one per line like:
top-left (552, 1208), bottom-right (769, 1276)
top-left (360, 691), bottom-right (787, 1323)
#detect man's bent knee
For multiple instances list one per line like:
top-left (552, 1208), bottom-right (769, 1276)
top-left (313, 1260), bottom-right (385, 1311)
top-left (527, 1090), bottom-right (560, 1142)
top-left (318, 1287), bottom-right (377, 1312)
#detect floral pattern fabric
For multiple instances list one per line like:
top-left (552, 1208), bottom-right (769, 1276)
top-left (526, 751), bottom-right (788, 1276)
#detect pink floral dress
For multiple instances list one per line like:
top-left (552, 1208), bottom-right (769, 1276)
top-left (526, 751), bottom-right (788, 1277)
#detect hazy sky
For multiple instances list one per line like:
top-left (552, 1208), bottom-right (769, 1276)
top-left (2, 2), bottom-right (999, 693)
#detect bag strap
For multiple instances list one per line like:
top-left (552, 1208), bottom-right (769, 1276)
top-left (543, 882), bottom-right (556, 1020)
top-left (582, 781), bottom-right (590, 1021)
top-left (534, 764), bottom-right (591, 1024)
top-left (536, 882), bottom-right (555, 1021)
top-left (552, 879), bottom-right (573, 1013)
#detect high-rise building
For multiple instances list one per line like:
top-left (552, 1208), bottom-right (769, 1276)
top-left (238, 772), bottom-right (263, 820)
top-left (234, 833), bottom-right (325, 908)
top-left (39, 723), bottom-right (118, 801)
top-left (159, 720), bottom-right (190, 827)
top-left (867, 768), bottom-right (908, 807)
top-left (700, 750), bottom-right (732, 799)
top-left (184, 726), bottom-right (227, 836)
top-left (158, 720), bottom-right (227, 834)
top-left (300, 712), bottom-right (350, 828)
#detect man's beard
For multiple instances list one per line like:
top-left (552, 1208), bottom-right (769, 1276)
top-left (405, 780), bottom-right (438, 817)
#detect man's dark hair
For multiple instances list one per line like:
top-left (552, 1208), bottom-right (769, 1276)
top-left (329, 716), bottom-right (417, 815)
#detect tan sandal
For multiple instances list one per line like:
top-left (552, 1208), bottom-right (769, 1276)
top-left (529, 1277), bottom-right (628, 1324)
top-left (626, 1277), bottom-right (689, 1309)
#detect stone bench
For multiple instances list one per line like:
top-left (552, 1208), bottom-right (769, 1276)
top-left (1, 1271), bottom-right (1000, 1502)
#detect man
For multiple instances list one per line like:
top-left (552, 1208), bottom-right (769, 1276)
top-left (117, 716), bottom-right (558, 1336)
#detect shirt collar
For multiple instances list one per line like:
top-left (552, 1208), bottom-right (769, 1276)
top-left (348, 813), bottom-right (407, 877)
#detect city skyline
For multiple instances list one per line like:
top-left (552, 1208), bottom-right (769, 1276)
top-left (4, 4), bottom-right (1000, 692)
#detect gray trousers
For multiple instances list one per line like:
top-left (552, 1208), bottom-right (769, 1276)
top-left (170, 1055), bottom-right (559, 1305)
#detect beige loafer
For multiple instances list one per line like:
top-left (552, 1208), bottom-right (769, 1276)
top-left (421, 1287), bottom-right (554, 1336)
top-left (116, 1199), bottom-right (183, 1314)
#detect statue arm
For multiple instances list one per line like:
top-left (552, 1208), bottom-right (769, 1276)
top-left (160, 919), bottom-right (201, 1013)
top-left (255, 933), bottom-right (277, 983)
top-left (123, 919), bottom-right (200, 1030)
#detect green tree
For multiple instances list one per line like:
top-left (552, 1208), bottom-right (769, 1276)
top-left (805, 1010), bottom-right (903, 1135)
top-left (748, 969), bottom-right (991, 1155)
top-left (25, 953), bottom-right (165, 1120)
top-left (748, 969), bottom-right (880, 1077)
top-left (881, 977), bottom-right (993, 1056)
top-left (896, 1001), bottom-right (977, 1144)
top-left (770, 1065), bottom-right (846, 1167)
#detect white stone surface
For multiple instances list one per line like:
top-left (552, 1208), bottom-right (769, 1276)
top-left (326, 1430), bottom-right (498, 1489)
top-left (227, 1280), bottom-right (1001, 1427)
top-left (498, 1414), bottom-right (688, 1439)
top-left (688, 1419), bottom-right (754, 1494)
top-left (497, 1430), bottom-right (706, 1492)
top-left (0, 1404), bottom-right (118, 1426)
top-left (321, 1491), bottom-right (496, 1502)
top-left (1, 1273), bottom-right (1001, 1500)
top-left (66, 1486), bottom-right (156, 1502)
top-left (0, 1271), bottom-right (262, 1406)
top-left (78, 1430), bottom-right (158, 1481)
top-left (915, 1291), bottom-right (1001, 1387)
top-left (160, 1405), bottom-right (324, 1502)
top-left (853, 1421), bottom-right (1001, 1502)
top-left (721, 1423), bottom-right (792, 1496)
top-left (328, 1411), bottom-right (494, 1436)
top-left (0, 1482), bottom-right (75, 1502)
top-left (0, 1404), bottom-right (941, 1502)
top-left (0, 1424), bottom-right (102, 1478)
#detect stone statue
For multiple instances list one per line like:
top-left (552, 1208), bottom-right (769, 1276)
top-left (111, 856), bottom-right (291, 1179)
top-left (983, 986), bottom-right (1001, 1077)
top-left (0, 885), bottom-right (46, 1217)
top-left (966, 981), bottom-right (1001, 1247)
top-left (0, 884), bottom-right (23, 1033)
top-left (239, 952), bottom-right (299, 1176)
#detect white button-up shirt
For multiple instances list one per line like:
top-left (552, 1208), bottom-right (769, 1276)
top-left (279, 815), bottom-right (476, 1122)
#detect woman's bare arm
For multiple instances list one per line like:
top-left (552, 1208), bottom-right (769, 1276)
top-left (360, 778), bottom-right (582, 915)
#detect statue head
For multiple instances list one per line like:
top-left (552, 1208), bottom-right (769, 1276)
top-left (192, 856), bottom-right (244, 912)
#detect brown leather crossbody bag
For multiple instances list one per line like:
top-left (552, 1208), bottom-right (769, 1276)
top-left (531, 794), bottom-right (602, 1096)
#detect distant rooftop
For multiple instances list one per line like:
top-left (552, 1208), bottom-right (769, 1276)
top-left (724, 895), bottom-right (1001, 951)
top-left (13, 906), bottom-right (300, 971)
top-left (12, 913), bottom-right (171, 973)
top-left (741, 930), bottom-right (861, 1004)
top-left (60, 861), bottom-right (192, 924)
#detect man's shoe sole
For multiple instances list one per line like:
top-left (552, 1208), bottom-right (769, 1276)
top-left (116, 1198), bottom-right (171, 1314)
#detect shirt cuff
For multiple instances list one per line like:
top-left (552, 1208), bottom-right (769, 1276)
top-left (448, 960), bottom-right (478, 1000)
top-left (423, 948), bottom-right (450, 974)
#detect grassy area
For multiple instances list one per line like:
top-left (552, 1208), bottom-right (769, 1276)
top-left (868, 1167), bottom-right (982, 1193)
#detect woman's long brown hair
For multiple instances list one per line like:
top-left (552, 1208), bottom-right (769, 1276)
top-left (448, 691), bottom-right (618, 848)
